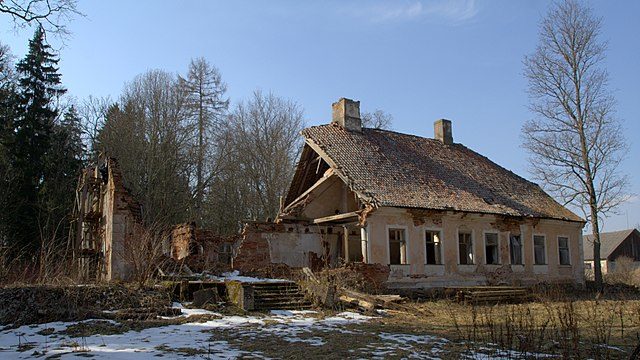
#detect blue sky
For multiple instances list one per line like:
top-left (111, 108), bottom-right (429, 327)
top-left (1, 0), bottom-right (638, 232)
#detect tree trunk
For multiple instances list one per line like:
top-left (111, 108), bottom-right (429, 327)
top-left (590, 201), bottom-right (603, 289)
top-left (195, 83), bottom-right (204, 224)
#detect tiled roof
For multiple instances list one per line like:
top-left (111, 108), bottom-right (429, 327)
top-left (300, 124), bottom-right (583, 222)
top-left (583, 229), bottom-right (638, 260)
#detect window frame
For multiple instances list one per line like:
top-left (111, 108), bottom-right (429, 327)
top-left (533, 234), bottom-right (547, 265)
top-left (386, 225), bottom-right (409, 265)
top-left (457, 229), bottom-right (474, 265)
top-left (508, 233), bottom-right (524, 265)
top-left (557, 235), bottom-right (571, 266)
top-left (483, 231), bottom-right (500, 265)
top-left (425, 228), bottom-right (444, 265)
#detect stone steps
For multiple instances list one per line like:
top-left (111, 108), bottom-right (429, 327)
top-left (252, 282), bottom-right (312, 310)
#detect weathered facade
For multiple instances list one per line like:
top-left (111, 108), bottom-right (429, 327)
top-left (583, 229), bottom-right (640, 274)
top-left (235, 98), bottom-right (586, 288)
top-left (74, 157), bottom-right (142, 281)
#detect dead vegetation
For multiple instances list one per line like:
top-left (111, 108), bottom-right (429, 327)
top-left (0, 284), bottom-right (171, 327)
top-left (394, 291), bottom-right (640, 358)
top-left (604, 256), bottom-right (640, 287)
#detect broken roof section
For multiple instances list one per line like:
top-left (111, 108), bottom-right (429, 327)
top-left (284, 99), bottom-right (583, 223)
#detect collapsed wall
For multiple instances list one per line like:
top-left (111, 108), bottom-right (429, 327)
top-left (232, 221), bottom-right (352, 274)
top-left (170, 222), bottom-right (237, 273)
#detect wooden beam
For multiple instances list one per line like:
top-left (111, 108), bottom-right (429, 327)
top-left (283, 171), bottom-right (337, 213)
top-left (312, 211), bottom-right (359, 224)
top-left (343, 226), bottom-right (349, 263)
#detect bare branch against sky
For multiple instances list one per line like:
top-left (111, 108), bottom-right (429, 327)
top-left (522, 0), bottom-right (630, 288)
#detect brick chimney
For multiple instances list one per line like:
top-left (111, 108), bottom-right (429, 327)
top-left (332, 98), bottom-right (361, 132)
top-left (434, 119), bottom-right (453, 145)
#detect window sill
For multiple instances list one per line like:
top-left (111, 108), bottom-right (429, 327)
top-left (558, 264), bottom-right (572, 268)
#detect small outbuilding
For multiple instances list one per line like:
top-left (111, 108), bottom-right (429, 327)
top-left (583, 229), bottom-right (640, 274)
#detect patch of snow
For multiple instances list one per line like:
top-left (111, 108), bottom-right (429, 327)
top-left (0, 306), bottom-right (455, 359)
top-left (203, 270), bottom-right (291, 283)
top-left (270, 309), bottom-right (317, 317)
top-left (378, 332), bottom-right (447, 345)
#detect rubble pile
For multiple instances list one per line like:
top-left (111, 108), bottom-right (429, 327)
top-left (0, 284), bottom-right (170, 326)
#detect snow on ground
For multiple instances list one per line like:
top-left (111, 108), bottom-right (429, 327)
top-left (201, 270), bottom-right (291, 283)
top-left (0, 304), bottom-right (559, 359)
top-left (0, 306), bottom-right (371, 359)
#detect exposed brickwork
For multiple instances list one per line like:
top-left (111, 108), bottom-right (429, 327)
top-left (170, 222), bottom-right (238, 273)
top-left (232, 222), bottom-right (277, 273)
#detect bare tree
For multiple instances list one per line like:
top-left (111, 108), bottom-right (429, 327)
top-left (116, 222), bottom-right (167, 288)
top-left (98, 70), bottom-right (192, 226)
top-left (222, 90), bottom-right (304, 225)
top-left (361, 109), bottom-right (393, 130)
top-left (179, 58), bottom-right (229, 224)
top-left (0, 0), bottom-right (81, 39)
top-left (78, 95), bottom-right (111, 161)
top-left (522, 0), bottom-right (629, 288)
top-left (0, 42), bottom-right (16, 88)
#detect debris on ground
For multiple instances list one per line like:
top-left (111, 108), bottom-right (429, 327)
top-left (0, 284), bottom-right (170, 327)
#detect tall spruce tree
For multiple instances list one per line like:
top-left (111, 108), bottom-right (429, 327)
top-left (10, 26), bottom-right (67, 253)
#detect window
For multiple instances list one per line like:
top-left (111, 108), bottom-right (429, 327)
top-left (558, 237), bottom-right (570, 265)
top-left (510, 235), bottom-right (523, 265)
top-left (458, 232), bottom-right (473, 264)
top-left (389, 228), bottom-right (407, 265)
top-left (425, 230), bottom-right (442, 265)
top-left (219, 243), bottom-right (233, 265)
top-left (534, 235), bottom-right (546, 265)
top-left (485, 233), bottom-right (499, 265)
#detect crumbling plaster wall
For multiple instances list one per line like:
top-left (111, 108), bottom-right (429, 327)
top-left (101, 161), bottom-right (137, 281)
top-left (234, 222), bottom-right (342, 272)
top-left (364, 207), bottom-right (584, 287)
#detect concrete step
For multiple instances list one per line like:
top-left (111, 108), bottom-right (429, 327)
top-left (255, 294), bottom-right (305, 300)
top-left (255, 302), bottom-right (313, 309)
top-left (250, 282), bottom-right (312, 310)
top-left (254, 291), bottom-right (303, 297)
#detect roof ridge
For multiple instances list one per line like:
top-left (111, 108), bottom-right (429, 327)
top-left (299, 123), bottom-right (584, 222)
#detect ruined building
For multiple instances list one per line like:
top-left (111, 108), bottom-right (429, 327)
top-left (73, 158), bottom-right (238, 281)
top-left (73, 157), bottom-right (143, 281)
top-left (234, 98), bottom-right (586, 288)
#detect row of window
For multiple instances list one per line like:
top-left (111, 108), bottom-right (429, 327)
top-left (388, 228), bottom-right (571, 266)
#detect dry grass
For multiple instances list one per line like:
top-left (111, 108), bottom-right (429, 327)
top-left (388, 297), bottom-right (639, 359)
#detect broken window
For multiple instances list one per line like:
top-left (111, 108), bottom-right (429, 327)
top-left (558, 237), bottom-right (570, 265)
top-left (458, 232), bottom-right (473, 265)
top-left (534, 235), bottom-right (546, 265)
top-left (509, 235), bottom-right (523, 265)
top-left (425, 230), bottom-right (442, 265)
top-left (388, 228), bottom-right (407, 265)
top-left (219, 243), bottom-right (233, 265)
top-left (485, 233), bottom-right (499, 265)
